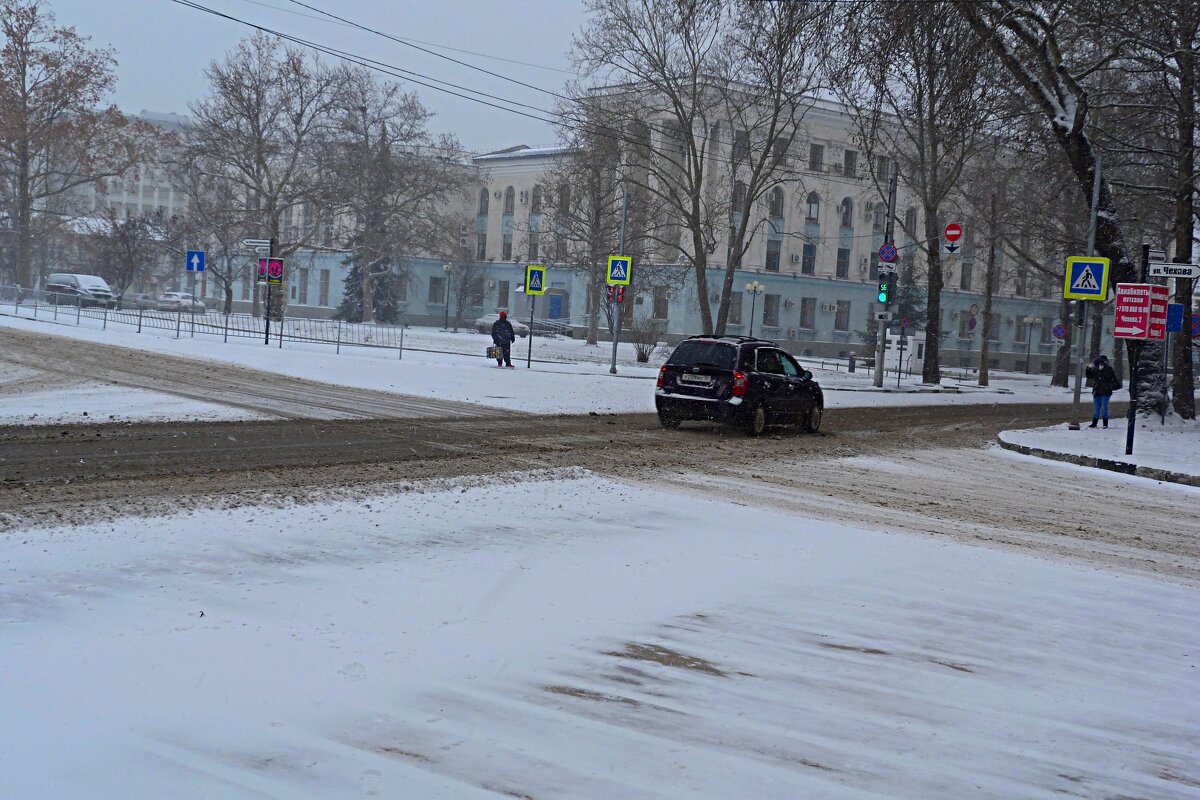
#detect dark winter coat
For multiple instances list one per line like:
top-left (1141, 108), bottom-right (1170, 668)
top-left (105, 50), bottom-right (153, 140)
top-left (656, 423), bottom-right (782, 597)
top-left (1086, 361), bottom-right (1121, 397)
top-left (491, 317), bottom-right (515, 346)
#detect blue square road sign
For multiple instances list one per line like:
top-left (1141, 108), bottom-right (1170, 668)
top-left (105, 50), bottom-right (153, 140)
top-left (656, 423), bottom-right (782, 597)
top-left (606, 255), bottom-right (632, 286)
top-left (186, 250), bottom-right (206, 272)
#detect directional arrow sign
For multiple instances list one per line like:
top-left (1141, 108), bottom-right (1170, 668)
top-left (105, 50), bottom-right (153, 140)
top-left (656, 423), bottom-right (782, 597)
top-left (185, 250), bottom-right (205, 272)
top-left (943, 242), bottom-right (961, 256)
top-left (242, 238), bottom-right (271, 248)
top-left (1115, 283), bottom-right (1169, 340)
top-left (1147, 262), bottom-right (1200, 279)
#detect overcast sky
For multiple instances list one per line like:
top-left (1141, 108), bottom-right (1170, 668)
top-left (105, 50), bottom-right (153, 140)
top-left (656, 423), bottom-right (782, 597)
top-left (49, 0), bottom-right (587, 153)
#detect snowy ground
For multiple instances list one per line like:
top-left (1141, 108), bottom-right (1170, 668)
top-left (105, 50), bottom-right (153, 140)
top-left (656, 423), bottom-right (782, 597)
top-left (1, 310), bottom-right (1080, 421)
top-left (2, 471), bottom-right (1196, 799)
top-left (1001, 416), bottom-right (1200, 478)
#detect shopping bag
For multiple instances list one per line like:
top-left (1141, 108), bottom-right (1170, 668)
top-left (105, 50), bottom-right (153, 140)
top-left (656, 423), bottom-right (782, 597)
top-left (486, 346), bottom-right (502, 359)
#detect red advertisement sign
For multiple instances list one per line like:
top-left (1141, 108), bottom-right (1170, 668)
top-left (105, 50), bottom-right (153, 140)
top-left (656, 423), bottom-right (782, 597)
top-left (1114, 283), bottom-right (1168, 340)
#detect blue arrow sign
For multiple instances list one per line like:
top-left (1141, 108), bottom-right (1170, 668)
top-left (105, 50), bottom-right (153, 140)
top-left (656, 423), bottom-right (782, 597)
top-left (186, 250), bottom-right (206, 272)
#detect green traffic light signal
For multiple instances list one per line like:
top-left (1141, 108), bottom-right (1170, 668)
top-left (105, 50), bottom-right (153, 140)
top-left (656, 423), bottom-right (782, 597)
top-left (877, 279), bottom-right (890, 304)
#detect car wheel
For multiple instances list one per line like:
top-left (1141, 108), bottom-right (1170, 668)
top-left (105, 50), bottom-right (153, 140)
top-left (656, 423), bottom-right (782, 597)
top-left (745, 402), bottom-right (768, 437)
top-left (658, 411), bottom-right (681, 429)
top-left (803, 404), bottom-right (823, 434)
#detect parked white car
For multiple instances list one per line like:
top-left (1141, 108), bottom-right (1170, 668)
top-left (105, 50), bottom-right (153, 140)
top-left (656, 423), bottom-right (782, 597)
top-left (156, 292), bottom-right (206, 314)
top-left (474, 313), bottom-right (529, 337)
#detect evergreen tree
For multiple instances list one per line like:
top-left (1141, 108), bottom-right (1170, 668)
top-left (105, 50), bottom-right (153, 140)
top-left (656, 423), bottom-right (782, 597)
top-left (334, 254), bottom-right (402, 324)
top-left (334, 258), bottom-right (365, 322)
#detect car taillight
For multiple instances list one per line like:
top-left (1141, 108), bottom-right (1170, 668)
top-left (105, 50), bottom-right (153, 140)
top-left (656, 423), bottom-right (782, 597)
top-left (732, 370), bottom-right (748, 397)
top-left (657, 365), bottom-right (666, 388)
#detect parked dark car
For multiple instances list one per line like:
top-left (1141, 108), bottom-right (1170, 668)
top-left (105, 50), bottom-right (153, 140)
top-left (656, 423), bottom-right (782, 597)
top-left (44, 273), bottom-right (117, 308)
top-left (655, 336), bottom-right (823, 436)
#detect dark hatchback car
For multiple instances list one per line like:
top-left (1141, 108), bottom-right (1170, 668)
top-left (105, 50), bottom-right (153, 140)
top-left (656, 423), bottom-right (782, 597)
top-left (655, 336), bottom-right (824, 436)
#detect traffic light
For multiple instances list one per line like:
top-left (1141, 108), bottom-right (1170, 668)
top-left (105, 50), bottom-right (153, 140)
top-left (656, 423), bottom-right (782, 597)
top-left (607, 286), bottom-right (624, 303)
top-left (606, 285), bottom-right (614, 302)
top-left (615, 286), bottom-right (624, 303)
top-left (876, 275), bottom-right (892, 305)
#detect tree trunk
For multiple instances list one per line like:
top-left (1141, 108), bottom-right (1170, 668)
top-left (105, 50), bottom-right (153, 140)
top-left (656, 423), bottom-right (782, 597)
top-left (978, 195), bottom-right (997, 386)
top-left (586, 266), bottom-right (600, 345)
top-left (16, 145), bottom-right (33, 288)
top-left (692, 228), bottom-right (714, 335)
top-left (1089, 301), bottom-right (1104, 362)
top-left (361, 264), bottom-right (375, 324)
top-left (1171, 2), bottom-right (1196, 419)
top-left (223, 284), bottom-right (233, 315)
top-left (922, 208), bottom-right (944, 383)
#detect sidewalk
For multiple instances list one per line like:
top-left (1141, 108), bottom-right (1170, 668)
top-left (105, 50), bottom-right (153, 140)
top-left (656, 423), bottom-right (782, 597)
top-left (999, 416), bottom-right (1200, 487)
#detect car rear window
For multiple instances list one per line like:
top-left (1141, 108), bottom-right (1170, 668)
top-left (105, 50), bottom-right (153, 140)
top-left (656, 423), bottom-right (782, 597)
top-left (667, 340), bottom-right (736, 370)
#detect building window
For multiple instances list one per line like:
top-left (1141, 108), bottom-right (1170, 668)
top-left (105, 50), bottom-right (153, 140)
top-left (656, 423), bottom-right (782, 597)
top-left (502, 235), bottom-right (512, 261)
top-left (528, 232), bottom-right (539, 261)
top-left (834, 300), bottom-right (851, 331)
top-left (530, 185), bottom-right (542, 212)
top-left (904, 207), bottom-right (918, 239)
top-left (876, 155), bottom-right (891, 178)
top-left (1016, 267), bottom-right (1028, 296)
top-left (808, 143), bottom-right (824, 172)
top-left (799, 297), bottom-right (816, 328)
top-left (843, 149), bottom-right (857, 177)
top-left (763, 294), bottom-right (780, 327)
top-left (478, 188), bottom-right (489, 215)
top-left (298, 268), bottom-right (309, 304)
top-left (503, 187), bottom-right (515, 214)
top-left (766, 239), bottom-right (781, 272)
top-left (873, 204), bottom-right (887, 234)
top-left (728, 292), bottom-right (742, 325)
top-left (556, 234), bottom-right (567, 261)
top-left (958, 315), bottom-right (972, 338)
top-left (960, 263), bottom-right (972, 291)
top-left (802, 243), bottom-right (816, 275)
top-left (731, 180), bottom-right (747, 220)
top-left (469, 278), bottom-right (485, 307)
top-left (652, 286), bottom-right (669, 320)
top-left (497, 280), bottom-right (509, 310)
top-left (768, 186), bottom-right (784, 219)
top-left (733, 128), bottom-right (749, 161)
top-left (772, 136), bottom-right (790, 163)
top-left (836, 247), bottom-right (850, 278)
top-left (396, 272), bottom-right (407, 302)
top-left (805, 192), bottom-right (820, 222)
top-left (476, 234), bottom-right (487, 261)
top-left (839, 198), bottom-right (853, 229)
top-left (322, 206), bottom-right (334, 247)
top-left (429, 275), bottom-right (445, 304)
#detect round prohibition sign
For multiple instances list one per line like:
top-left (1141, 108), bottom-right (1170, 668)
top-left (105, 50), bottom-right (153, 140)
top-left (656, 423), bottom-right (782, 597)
top-left (879, 243), bottom-right (897, 262)
top-left (944, 223), bottom-right (963, 242)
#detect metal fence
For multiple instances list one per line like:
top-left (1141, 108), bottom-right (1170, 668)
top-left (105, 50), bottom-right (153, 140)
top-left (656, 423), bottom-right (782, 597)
top-left (0, 284), bottom-right (411, 356)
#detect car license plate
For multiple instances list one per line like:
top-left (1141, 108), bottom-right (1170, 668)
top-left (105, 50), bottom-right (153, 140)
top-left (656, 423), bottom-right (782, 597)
top-left (678, 373), bottom-right (712, 385)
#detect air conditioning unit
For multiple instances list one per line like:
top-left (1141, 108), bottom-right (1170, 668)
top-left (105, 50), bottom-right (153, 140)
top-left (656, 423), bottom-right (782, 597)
top-left (493, 190), bottom-right (501, 199)
top-left (787, 328), bottom-right (797, 338)
top-left (519, 190), bottom-right (529, 204)
top-left (784, 298), bottom-right (795, 309)
top-left (459, 223), bottom-right (468, 234)
top-left (458, 235), bottom-right (469, 247)
top-left (790, 253), bottom-right (801, 264)
top-left (821, 302), bottom-right (836, 313)
top-left (863, 201), bottom-right (874, 221)
top-left (860, 257), bottom-right (869, 273)
top-left (665, 290), bottom-right (675, 301)
top-left (486, 280), bottom-right (496, 288)
top-left (709, 292), bottom-right (720, 302)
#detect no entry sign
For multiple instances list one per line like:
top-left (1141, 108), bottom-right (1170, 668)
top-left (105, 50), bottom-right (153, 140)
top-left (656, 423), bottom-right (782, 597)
top-left (944, 223), bottom-right (963, 243)
top-left (1114, 283), bottom-right (1168, 340)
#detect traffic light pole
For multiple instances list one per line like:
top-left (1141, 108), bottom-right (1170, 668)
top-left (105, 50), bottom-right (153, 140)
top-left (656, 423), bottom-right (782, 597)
top-left (873, 164), bottom-right (899, 388)
top-left (609, 192), bottom-right (629, 375)
top-left (1070, 155), bottom-right (1102, 429)
top-left (264, 237), bottom-right (276, 345)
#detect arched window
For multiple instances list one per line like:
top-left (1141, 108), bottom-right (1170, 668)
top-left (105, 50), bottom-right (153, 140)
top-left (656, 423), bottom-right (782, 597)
top-left (904, 207), bottom-right (917, 238)
top-left (873, 203), bottom-right (887, 233)
top-left (503, 186), bottom-right (515, 215)
top-left (478, 188), bottom-right (489, 215)
top-left (530, 185), bottom-right (543, 213)
top-left (840, 198), bottom-right (854, 228)
top-left (557, 182), bottom-right (570, 213)
top-left (806, 192), bottom-right (820, 223)
top-left (768, 186), bottom-right (784, 219)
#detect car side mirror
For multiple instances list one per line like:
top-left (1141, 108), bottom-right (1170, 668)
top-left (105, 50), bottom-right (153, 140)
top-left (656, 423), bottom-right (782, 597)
top-left (801, 370), bottom-right (813, 381)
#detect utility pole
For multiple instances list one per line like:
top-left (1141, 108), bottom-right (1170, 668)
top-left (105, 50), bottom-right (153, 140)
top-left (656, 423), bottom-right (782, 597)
top-left (609, 191), bottom-right (629, 375)
top-left (1069, 155), bottom-right (1103, 429)
top-left (873, 163), bottom-right (899, 388)
top-left (264, 236), bottom-right (276, 345)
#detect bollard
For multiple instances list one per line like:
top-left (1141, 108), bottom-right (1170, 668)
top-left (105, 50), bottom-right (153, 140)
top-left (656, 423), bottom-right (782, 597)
top-left (336, 320), bottom-right (341, 354)
top-left (223, 312), bottom-right (230, 343)
top-left (103, 306), bottom-right (108, 330)
top-left (175, 307), bottom-right (182, 338)
top-left (398, 324), bottom-right (404, 360)
top-left (137, 308), bottom-right (143, 333)
top-left (52, 295), bottom-right (58, 320)
top-left (76, 299), bottom-right (81, 325)
top-left (848, 353), bottom-right (856, 373)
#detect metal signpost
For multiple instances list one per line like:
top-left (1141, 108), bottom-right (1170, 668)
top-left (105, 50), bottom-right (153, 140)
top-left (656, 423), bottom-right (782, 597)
top-left (873, 164), bottom-right (899, 388)
top-left (185, 250), bottom-right (205, 339)
top-left (608, 193), bottom-right (631, 375)
top-left (524, 264), bottom-right (546, 368)
top-left (1115, 253), bottom-right (1170, 454)
top-left (260, 256), bottom-right (283, 345)
top-left (1063, 254), bottom-right (1111, 428)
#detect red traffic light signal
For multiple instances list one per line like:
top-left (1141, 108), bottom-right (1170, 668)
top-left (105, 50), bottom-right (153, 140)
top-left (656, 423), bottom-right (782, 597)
top-left (615, 287), bottom-right (624, 303)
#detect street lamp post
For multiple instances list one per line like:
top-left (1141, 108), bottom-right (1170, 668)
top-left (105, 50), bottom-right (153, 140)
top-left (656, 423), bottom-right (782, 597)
top-left (745, 280), bottom-right (764, 338)
top-left (442, 262), bottom-right (453, 331)
top-left (1022, 316), bottom-right (1041, 374)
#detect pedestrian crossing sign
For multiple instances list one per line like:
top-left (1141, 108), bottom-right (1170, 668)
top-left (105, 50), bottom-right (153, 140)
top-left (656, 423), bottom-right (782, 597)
top-left (524, 264), bottom-right (546, 296)
top-left (1063, 256), bottom-right (1110, 300)
top-left (606, 255), bottom-right (632, 286)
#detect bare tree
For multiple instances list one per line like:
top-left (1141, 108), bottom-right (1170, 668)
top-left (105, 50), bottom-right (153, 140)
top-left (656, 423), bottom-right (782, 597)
top-left (0, 0), bottom-right (159, 287)
top-left (80, 208), bottom-right (160, 294)
top-left (185, 32), bottom-right (342, 317)
top-left (323, 67), bottom-right (474, 323)
top-left (833, 0), bottom-right (1002, 384)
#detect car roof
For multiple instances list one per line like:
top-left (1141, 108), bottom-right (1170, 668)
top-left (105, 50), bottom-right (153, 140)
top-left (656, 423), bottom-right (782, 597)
top-left (681, 335), bottom-right (777, 347)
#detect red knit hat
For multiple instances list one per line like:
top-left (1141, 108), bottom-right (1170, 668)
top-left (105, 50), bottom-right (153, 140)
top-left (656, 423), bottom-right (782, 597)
top-left (499, 311), bottom-right (506, 319)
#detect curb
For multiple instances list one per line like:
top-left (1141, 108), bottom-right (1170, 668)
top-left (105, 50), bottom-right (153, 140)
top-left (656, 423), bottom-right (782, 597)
top-left (996, 437), bottom-right (1200, 487)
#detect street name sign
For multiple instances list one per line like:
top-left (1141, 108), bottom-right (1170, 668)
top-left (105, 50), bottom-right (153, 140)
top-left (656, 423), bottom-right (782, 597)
top-left (877, 262), bottom-right (896, 274)
top-left (524, 264), bottom-right (546, 295)
top-left (1114, 283), bottom-right (1168, 340)
top-left (1063, 256), bottom-right (1110, 300)
top-left (606, 255), bottom-right (631, 286)
top-left (1148, 248), bottom-right (1168, 263)
top-left (242, 238), bottom-right (271, 248)
top-left (1147, 262), bottom-right (1200, 279)
top-left (185, 250), bottom-right (205, 272)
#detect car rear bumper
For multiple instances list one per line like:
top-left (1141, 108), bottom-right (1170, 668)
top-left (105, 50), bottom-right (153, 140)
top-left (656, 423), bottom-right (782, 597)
top-left (655, 391), bottom-right (745, 424)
